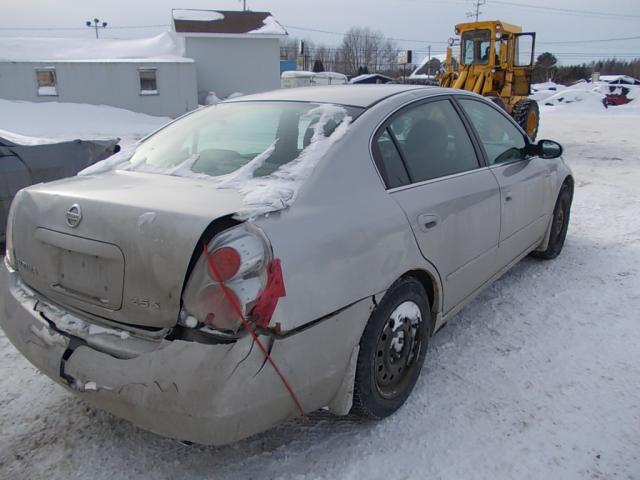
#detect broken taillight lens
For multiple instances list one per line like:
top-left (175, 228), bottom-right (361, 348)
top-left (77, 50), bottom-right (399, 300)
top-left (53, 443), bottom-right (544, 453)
top-left (181, 224), bottom-right (283, 334)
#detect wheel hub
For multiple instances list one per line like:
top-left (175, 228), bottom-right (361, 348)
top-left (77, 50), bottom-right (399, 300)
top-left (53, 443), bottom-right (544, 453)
top-left (374, 301), bottom-right (423, 398)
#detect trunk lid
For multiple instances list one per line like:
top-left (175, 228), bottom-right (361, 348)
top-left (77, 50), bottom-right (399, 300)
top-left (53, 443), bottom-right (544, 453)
top-left (11, 171), bottom-right (245, 328)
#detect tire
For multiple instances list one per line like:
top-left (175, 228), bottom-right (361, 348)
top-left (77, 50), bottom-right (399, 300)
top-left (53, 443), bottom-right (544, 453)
top-left (351, 277), bottom-right (430, 419)
top-left (532, 184), bottom-right (571, 260)
top-left (512, 99), bottom-right (540, 140)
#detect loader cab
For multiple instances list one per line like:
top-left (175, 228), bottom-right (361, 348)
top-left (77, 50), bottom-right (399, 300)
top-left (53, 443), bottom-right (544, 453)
top-left (457, 21), bottom-right (534, 70)
top-left (461, 29), bottom-right (492, 65)
top-left (439, 20), bottom-right (540, 140)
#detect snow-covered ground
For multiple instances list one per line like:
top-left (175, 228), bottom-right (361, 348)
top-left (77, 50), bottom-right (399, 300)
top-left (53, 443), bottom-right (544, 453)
top-left (1, 101), bottom-right (640, 479)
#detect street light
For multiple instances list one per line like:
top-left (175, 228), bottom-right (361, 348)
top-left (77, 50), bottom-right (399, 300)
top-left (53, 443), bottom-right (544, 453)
top-left (86, 18), bottom-right (108, 39)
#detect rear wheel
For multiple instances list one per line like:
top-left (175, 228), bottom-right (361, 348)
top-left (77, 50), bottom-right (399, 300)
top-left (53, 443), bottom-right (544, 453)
top-left (351, 277), bottom-right (430, 419)
top-left (512, 99), bottom-right (540, 140)
top-left (532, 184), bottom-right (571, 260)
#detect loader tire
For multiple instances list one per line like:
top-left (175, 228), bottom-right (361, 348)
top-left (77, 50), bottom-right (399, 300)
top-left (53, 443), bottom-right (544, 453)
top-left (512, 99), bottom-right (540, 141)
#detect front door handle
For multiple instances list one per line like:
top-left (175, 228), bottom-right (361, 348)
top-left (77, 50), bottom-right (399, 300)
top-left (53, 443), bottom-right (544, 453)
top-left (417, 214), bottom-right (440, 232)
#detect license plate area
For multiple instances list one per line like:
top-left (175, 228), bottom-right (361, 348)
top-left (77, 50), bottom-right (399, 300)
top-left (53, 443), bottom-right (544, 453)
top-left (34, 228), bottom-right (125, 310)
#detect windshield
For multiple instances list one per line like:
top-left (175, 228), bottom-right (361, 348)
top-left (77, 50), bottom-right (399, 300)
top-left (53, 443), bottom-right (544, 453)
top-left (129, 101), bottom-right (362, 178)
top-left (461, 30), bottom-right (491, 65)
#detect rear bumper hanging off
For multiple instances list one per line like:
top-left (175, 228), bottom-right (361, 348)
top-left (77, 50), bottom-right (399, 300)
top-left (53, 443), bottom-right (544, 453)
top-left (0, 264), bottom-right (371, 445)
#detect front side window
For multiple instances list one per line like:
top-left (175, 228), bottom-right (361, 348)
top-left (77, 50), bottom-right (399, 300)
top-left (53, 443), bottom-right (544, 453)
top-left (139, 69), bottom-right (158, 95)
top-left (461, 30), bottom-right (491, 65)
top-left (374, 99), bottom-right (479, 187)
top-left (36, 68), bottom-right (57, 96)
top-left (458, 98), bottom-right (526, 165)
top-left (129, 102), bottom-right (361, 177)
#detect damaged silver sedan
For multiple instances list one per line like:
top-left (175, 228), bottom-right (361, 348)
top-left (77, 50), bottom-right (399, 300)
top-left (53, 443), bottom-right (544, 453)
top-left (1, 85), bottom-right (573, 445)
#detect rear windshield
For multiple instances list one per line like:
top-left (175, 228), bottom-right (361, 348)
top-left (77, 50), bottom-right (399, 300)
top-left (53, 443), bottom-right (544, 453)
top-left (129, 101), bottom-right (363, 178)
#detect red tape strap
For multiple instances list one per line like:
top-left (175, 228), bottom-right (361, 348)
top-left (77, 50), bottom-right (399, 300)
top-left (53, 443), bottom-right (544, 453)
top-left (202, 245), bottom-right (308, 423)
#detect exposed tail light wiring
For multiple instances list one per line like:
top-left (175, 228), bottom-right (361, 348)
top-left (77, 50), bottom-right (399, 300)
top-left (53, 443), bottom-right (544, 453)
top-left (202, 245), bottom-right (308, 422)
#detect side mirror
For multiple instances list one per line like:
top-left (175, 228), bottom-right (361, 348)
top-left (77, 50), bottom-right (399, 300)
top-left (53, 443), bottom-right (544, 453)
top-left (537, 139), bottom-right (563, 159)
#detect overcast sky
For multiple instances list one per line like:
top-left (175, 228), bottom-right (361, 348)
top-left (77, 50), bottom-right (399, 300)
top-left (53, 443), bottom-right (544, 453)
top-left (2, 0), bottom-right (640, 65)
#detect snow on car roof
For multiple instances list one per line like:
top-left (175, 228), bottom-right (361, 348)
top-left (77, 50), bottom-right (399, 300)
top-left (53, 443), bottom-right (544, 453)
top-left (0, 32), bottom-right (189, 63)
top-left (226, 85), bottom-right (440, 108)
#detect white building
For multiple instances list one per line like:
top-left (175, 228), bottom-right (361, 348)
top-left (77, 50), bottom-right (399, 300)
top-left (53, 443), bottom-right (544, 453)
top-left (0, 9), bottom-right (287, 117)
top-left (171, 9), bottom-right (287, 103)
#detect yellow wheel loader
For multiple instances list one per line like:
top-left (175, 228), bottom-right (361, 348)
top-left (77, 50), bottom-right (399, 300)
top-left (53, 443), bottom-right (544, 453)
top-left (439, 20), bottom-right (539, 139)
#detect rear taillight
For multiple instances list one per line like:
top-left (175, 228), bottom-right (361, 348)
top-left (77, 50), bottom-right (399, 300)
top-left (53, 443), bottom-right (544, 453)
top-left (181, 224), bottom-right (284, 334)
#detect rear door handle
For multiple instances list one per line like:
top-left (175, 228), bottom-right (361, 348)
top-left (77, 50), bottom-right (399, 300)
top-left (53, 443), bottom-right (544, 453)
top-left (504, 191), bottom-right (513, 202)
top-left (417, 214), bottom-right (440, 232)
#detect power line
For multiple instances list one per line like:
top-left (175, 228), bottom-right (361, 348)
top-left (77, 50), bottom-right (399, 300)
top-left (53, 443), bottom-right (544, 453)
top-left (283, 25), bottom-right (448, 45)
top-left (540, 35), bottom-right (640, 45)
top-left (487, 0), bottom-right (640, 19)
top-left (2, 20), bottom-right (640, 52)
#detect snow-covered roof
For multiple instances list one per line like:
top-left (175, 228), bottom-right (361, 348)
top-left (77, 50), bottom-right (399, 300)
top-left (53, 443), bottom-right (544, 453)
top-left (410, 53), bottom-right (449, 79)
top-left (172, 9), bottom-right (287, 36)
top-left (0, 32), bottom-right (189, 63)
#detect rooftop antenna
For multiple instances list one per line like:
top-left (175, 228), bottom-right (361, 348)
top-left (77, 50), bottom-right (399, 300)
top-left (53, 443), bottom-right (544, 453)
top-left (466, 0), bottom-right (485, 21)
top-left (86, 18), bottom-right (108, 39)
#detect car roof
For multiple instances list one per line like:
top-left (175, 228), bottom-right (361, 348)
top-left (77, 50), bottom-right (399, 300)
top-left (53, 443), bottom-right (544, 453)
top-left (225, 85), bottom-right (453, 108)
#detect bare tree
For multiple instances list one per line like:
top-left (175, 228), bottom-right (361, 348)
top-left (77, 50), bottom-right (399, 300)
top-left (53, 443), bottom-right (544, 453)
top-left (281, 28), bottom-right (400, 75)
top-left (340, 26), bottom-right (399, 75)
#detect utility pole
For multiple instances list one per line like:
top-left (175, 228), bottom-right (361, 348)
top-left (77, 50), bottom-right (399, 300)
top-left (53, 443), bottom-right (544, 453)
top-left (85, 18), bottom-right (108, 39)
top-left (466, 0), bottom-right (485, 21)
top-left (427, 45), bottom-right (432, 79)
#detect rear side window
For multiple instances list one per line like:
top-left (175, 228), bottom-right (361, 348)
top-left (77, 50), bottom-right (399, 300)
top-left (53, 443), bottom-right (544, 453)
top-left (374, 129), bottom-right (410, 188)
top-left (458, 98), bottom-right (526, 165)
top-left (373, 99), bottom-right (479, 188)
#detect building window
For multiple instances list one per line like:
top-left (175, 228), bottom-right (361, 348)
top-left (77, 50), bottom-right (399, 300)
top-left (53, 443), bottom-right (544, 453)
top-left (139, 68), bottom-right (158, 95)
top-left (36, 68), bottom-right (57, 96)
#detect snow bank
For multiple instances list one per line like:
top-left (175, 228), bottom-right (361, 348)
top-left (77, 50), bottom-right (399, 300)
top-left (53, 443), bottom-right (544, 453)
top-left (172, 9), bottom-right (224, 22)
top-left (536, 81), bottom-right (640, 114)
top-left (0, 128), bottom-right (63, 146)
top-left (530, 81), bottom-right (565, 102)
top-left (247, 15), bottom-right (287, 35)
top-left (0, 32), bottom-right (186, 62)
top-left (204, 91), bottom-right (222, 105)
top-left (0, 98), bottom-right (170, 145)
